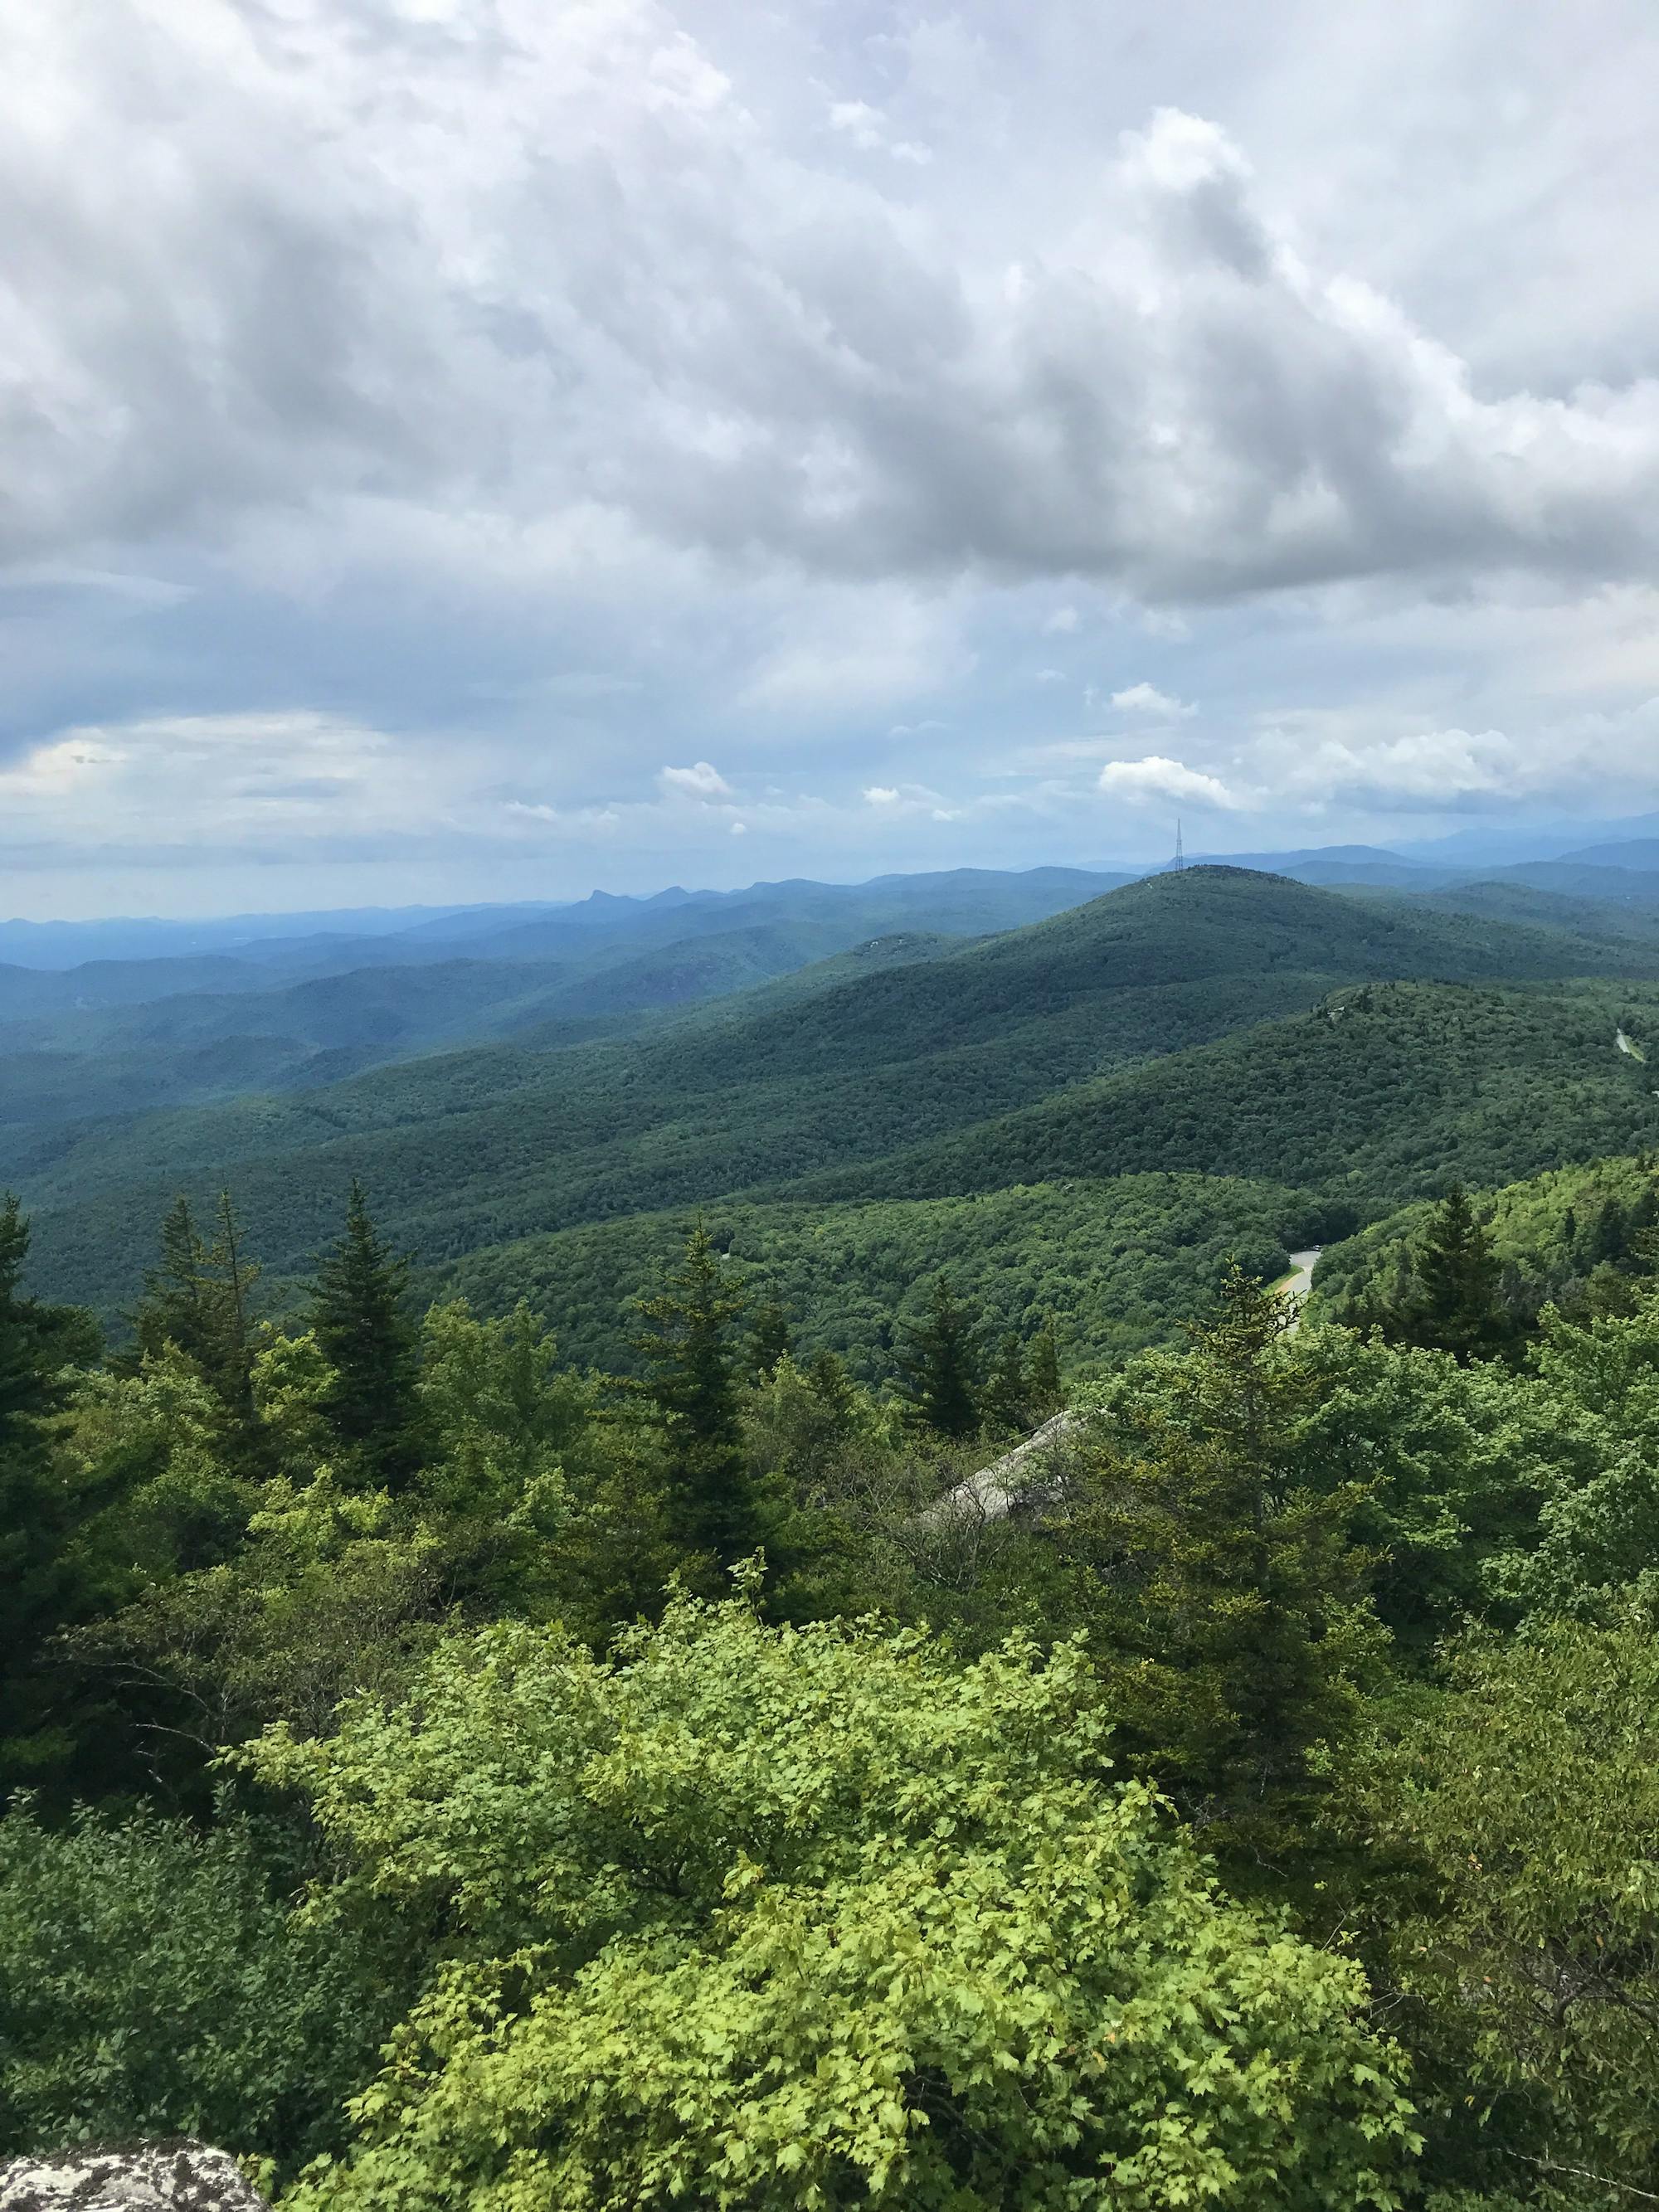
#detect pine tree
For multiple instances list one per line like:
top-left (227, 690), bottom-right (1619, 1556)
top-left (1027, 1323), bottom-right (1064, 1417)
top-left (1077, 1264), bottom-right (1366, 1835)
top-left (131, 1197), bottom-right (214, 1370)
top-left (897, 1276), bottom-right (980, 1438)
top-left (309, 1181), bottom-right (425, 1490)
top-left (204, 1189), bottom-right (259, 1436)
top-left (1588, 1197), bottom-right (1630, 1269)
top-left (0, 1194), bottom-right (103, 1785)
top-left (631, 1222), bottom-right (760, 1565)
top-left (129, 1192), bottom-right (260, 1439)
top-left (982, 1330), bottom-right (1029, 1433)
top-left (805, 1348), bottom-right (856, 1431)
top-left (1386, 1185), bottom-right (1508, 1364)
top-left (747, 1300), bottom-right (794, 1381)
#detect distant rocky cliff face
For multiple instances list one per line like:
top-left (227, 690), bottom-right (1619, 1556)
top-left (0, 2142), bottom-right (269, 2212)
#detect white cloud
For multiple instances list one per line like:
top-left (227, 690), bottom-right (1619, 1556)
top-left (1111, 682), bottom-right (1196, 719)
top-left (827, 98), bottom-right (931, 164)
top-left (1098, 755), bottom-right (1243, 809)
top-left (659, 761), bottom-right (734, 800)
top-left (729, 819), bottom-right (747, 835)
top-left (864, 785), bottom-right (902, 806)
top-left (11, 17), bottom-right (1659, 609)
top-left (14, 4), bottom-right (1659, 907)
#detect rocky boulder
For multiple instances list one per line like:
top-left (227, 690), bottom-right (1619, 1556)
top-left (0, 2142), bottom-right (269, 2212)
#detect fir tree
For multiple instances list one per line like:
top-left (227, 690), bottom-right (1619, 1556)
top-left (747, 1300), bottom-right (794, 1380)
top-left (129, 1193), bottom-right (260, 1440)
top-left (805, 1348), bottom-right (856, 1431)
top-left (1078, 1264), bottom-right (1366, 1835)
top-left (1386, 1185), bottom-right (1508, 1364)
top-left (309, 1182), bottom-right (425, 1490)
top-left (131, 1198), bottom-right (214, 1371)
top-left (631, 1222), bottom-right (760, 1565)
top-left (983, 1331), bottom-right (1029, 1433)
top-left (1027, 1322), bottom-right (1064, 1418)
top-left (1588, 1197), bottom-right (1630, 1269)
top-left (898, 1276), bottom-right (980, 1438)
top-left (0, 1195), bottom-right (102, 1787)
top-left (205, 1190), bottom-right (259, 1436)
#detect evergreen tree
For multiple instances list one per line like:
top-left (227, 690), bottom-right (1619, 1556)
top-left (204, 1190), bottom-right (259, 1437)
top-left (1027, 1323), bottom-right (1064, 1417)
top-left (0, 1195), bottom-right (103, 1787)
top-left (131, 1198), bottom-right (214, 1371)
top-left (982, 1331), bottom-right (1029, 1433)
top-left (747, 1300), bottom-right (793, 1381)
top-left (1384, 1185), bottom-right (1508, 1364)
top-left (805, 1348), bottom-right (856, 1431)
top-left (129, 1193), bottom-right (260, 1440)
top-left (309, 1182), bottom-right (425, 1490)
top-left (631, 1222), bottom-right (760, 1564)
top-left (897, 1276), bottom-right (980, 1438)
top-left (1073, 1265), bottom-right (1370, 1835)
top-left (1588, 1196), bottom-right (1629, 1269)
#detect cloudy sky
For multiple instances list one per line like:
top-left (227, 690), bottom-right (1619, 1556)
top-left (7, 0), bottom-right (1659, 916)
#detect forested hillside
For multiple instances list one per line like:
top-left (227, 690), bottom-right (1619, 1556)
top-left (12, 858), bottom-right (1659, 2209)
top-left (0, 866), bottom-right (1129, 1126)
top-left (14, 866), bottom-right (1659, 1317)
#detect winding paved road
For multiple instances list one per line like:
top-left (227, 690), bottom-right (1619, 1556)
top-left (1281, 1247), bottom-right (1322, 1331)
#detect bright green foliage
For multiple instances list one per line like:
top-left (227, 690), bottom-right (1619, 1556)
top-left (898, 1273), bottom-right (981, 1436)
top-left (1317, 1155), bottom-right (1659, 1344)
top-left (309, 1182), bottom-right (426, 1490)
top-left (1283, 1330), bottom-right (1560, 1646)
top-left (80, 1468), bottom-right (447, 1753)
top-left (631, 1222), bottom-right (758, 1565)
top-left (61, 1349), bottom-right (254, 1583)
top-left (251, 1589), bottom-right (1416, 2212)
top-left (741, 1352), bottom-right (873, 1491)
top-left (418, 1300), bottom-right (582, 1505)
top-left (414, 1300), bottom-right (589, 1615)
top-left (0, 1797), bottom-right (401, 2185)
top-left (1485, 1289), bottom-right (1659, 1619)
top-left (1340, 1621), bottom-right (1659, 2208)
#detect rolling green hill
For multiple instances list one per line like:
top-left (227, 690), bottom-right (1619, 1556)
top-left (800, 979), bottom-right (1659, 1214)
top-left (434, 1172), bottom-right (1306, 1380)
top-left (0, 866), bottom-right (1132, 1128)
top-left (1309, 1150), bottom-right (1659, 1321)
top-left (16, 866), bottom-right (1659, 1320)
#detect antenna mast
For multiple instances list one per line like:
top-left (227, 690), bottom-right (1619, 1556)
top-left (1174, 817), bottom-right (1185, 871)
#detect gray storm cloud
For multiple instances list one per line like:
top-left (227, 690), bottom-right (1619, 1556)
top-left (7, 2), bottom-right (1659, 605)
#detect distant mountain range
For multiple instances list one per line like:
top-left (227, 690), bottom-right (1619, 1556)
top-left (12, 862), bottom-right (1659, 1327)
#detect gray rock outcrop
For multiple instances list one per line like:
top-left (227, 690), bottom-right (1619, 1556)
top-left (0, 2142), bottom-right (269, 2212)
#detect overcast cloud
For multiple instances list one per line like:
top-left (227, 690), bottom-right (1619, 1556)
top-left (7, 0), bottom-right (1659, 914)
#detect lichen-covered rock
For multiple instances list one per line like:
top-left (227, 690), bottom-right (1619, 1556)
top-left (0, 2142), bottom-right (269, 2212)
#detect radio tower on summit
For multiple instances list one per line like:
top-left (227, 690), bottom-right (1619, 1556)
top-left (1173, 818), bottom-right (1185, 870)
